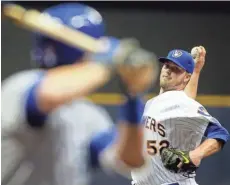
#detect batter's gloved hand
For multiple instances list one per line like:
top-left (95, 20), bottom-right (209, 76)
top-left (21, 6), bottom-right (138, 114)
top-left (88, 36), bottom-right (159, 96)
top-left (87, 37), bottom-right (159, 96)
top-left (88, 37), bottom-right (157, 68)
top-left (160, 148), bottom-right (198, 177)
top-left (116, 46), bottom-right (159, 97)
top-left (89, 37), bottom-right (139, 66)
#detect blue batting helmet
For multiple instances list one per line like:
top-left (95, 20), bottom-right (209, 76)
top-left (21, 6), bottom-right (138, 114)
top-left (31, 3), bottom-right (105, 68)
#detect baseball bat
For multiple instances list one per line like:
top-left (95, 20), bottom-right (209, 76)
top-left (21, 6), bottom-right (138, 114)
top-left (3, 4), bottom-right (104, 53)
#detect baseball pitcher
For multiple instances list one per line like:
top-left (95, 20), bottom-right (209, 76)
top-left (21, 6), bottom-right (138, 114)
top-left (131, 49), bottom-right (229, 185)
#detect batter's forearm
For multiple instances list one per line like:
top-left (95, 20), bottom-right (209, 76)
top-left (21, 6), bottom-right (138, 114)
top-left (116, 97), bottom-right (145, 168)
top-left (184, 71), bottom-right (200, 99)
top-left (37, 62), bottom-right (110, 113)
top-left (192, 138), bottom-right (222, 160)
top-left (117, 123), bottom-right (144, 167)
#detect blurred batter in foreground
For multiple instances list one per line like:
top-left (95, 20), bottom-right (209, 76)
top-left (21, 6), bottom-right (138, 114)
top-left (1, 3), bottom-right (159, 185)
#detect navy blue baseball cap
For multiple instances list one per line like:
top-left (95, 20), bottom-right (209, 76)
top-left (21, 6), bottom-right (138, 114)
top-left (159, 49), bottom-right (195, 73)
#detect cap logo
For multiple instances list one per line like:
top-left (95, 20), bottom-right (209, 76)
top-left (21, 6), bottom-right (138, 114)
top-left (172, 50), bottom-right (183, 58)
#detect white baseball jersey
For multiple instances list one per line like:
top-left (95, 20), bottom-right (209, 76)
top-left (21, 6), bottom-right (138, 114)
top-left (1, 70), bottom-right (114, 185)
top-left (131, 91), bottom-right (219, 185)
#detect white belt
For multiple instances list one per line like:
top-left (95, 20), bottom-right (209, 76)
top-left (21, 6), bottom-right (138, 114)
top-left (131, 181), bottom-right (180, 185)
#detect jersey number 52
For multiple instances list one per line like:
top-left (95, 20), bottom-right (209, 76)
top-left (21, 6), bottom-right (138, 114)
top-left (147, 140), bottom-right (170, 155)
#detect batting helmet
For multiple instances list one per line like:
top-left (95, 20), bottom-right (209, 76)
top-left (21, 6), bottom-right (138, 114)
top-left (31, 3), bottom-right (105, 68)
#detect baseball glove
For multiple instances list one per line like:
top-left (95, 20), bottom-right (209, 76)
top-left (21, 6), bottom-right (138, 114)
top-left (160, 148), bottom-right (198, 177)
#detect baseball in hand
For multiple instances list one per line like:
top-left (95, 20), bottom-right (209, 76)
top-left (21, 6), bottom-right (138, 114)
top-left (190, 46), bottom-right (206, 72)
top-left (191, 47), bottom-right (200, 59)
top-left (191, 46), bottom-right (206, 59)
